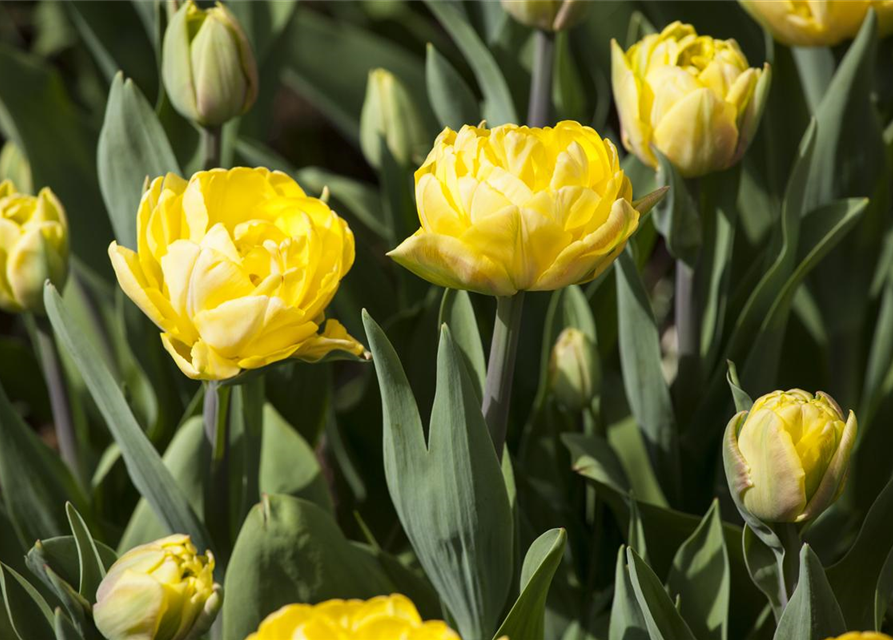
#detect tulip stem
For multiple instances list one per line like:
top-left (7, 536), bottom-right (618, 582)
top-left (32, 314), bottom-right (84, 487)
top-left (203, 380), bottom-right (232, 557)
top-left (528, 29), bottom-right (555, 127)
top-left (775, 522), bottom-right (802, 608)
top-left (482, 293), bottom-right (525, 460)
top-left (675, 257), bottom-right (701, 418)
top-left (201, 125), bottom-right (223, 170)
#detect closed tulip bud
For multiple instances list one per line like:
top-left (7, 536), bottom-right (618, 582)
top-left (0, 180), bottom-right (68, 314)
top-left (612, 22), bottom-right (771, 178)
top-left (360, 69), bottom-right (427, 169)
top-left (162, 0), bottom-right (258, 127)
top-left (739, 0), bottom-right (893, 47)
top-left (723, 389), bottom-right (857, 524)
top-left (93, 535), bottom-right (222, 640)
top-left (549, 328), bottom-right (598, 412)
top-left (389, 121), bottom-right (645, 296)
top-left (501, 0), bottom-right (590, 32)
top-left (109, 168), bottom-right (365, 381)
top-left (247, 594), bottom-right (460, 640)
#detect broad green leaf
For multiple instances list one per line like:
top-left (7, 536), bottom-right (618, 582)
top-left (26, 537), bottom-right (117, 596)
top-left (560, 433), bottom-right (630, 496)
top-left (628, 498), bottom-right (648, 563)
top-left (653, 150), bottom-right (700, 266)
top-left (64, 504), bottom-right (105, 600)
top-left (0, 45), bottom-right (111, 275)
top-left (426, 43), bottom-right (480, 131)
top-left (494, 529), bottom-right (567, 640)
top-left (790, 47), bottom-right (833, 115)
top-left (423, 0), bottom-right (518, 125)
top-left (627, 548), bottom-right (697, 640)
top-left (363, 312), bottom-right (513, 640)
top-left (41, 568), bottom-right (88, 635)
top-left (222, 494), bottom-right (393, 640)
top-left (0, 380), bottom-right (84, 548)
top-left (609, 546), bottom-right (648, 640)
top-left (44, 286), bottom-right (213, 557)
top-left (775, 546), bottom-right (845, 640)
top-left (828, 472), bottom-right (893, 628)
top-left (742, 526), bottom-right (784, 622)
top-left (1, 563), bottom-right (54, 640)
top-left (615, 249), bottom-right (680, 503)
top-left (439, 289), bottom-right (486, 400)
top-left (97, 73), bottom-right (181, 249)
top-left (667, 500), bottom-right (730, 640)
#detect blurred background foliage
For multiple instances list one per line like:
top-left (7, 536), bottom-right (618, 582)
top-left (2, 1), bottom-right (893, 639)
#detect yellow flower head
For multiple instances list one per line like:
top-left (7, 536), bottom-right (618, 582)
top-left (826, 634), bottom-right (893, 640)
top-left (93, 534), bottom-right (222, 640)
top-left (109, 167), bottom-right (365, 381)
top-left (388, 121), bottom-right (640, 296)
top-left (723, 389), bottom-right (857, 523)
top-left (739, 0), bottom-right (893, 47)
top-left (0, 180), bottom-right (68, 314)
top-left (611, 22), bottom-right (770, 178)
top-left (247, 594), bottom-right (461, 640)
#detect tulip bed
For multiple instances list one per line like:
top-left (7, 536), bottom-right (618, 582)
top-left (0, 1), bottom-right (892, 640)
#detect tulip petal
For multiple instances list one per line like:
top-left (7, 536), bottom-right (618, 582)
top-left (293, 319), bottom-right (367, 363)
top-left (388, 230), bottom-right (516, 296)
top-left (93, 570), bottom-right (165, 640)
top-left (799, 409), bottom-right (858, 522)
top-left (193, 295), bottom-right (270, 358)
top-left (611, 39), bottom-right (654, 167)
top-left (737, 409), bottom-right (807, 522)
top-left (109, 242), bottom-right (177, 332)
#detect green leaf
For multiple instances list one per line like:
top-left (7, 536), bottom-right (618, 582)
top-left (41, 567), bottom-right (89, 635)
top-left (742, 526), bottom-right (784, 621)
top-left (363, 311), bottom-right (514, 640)
top-left (0, 380), bottom-right (84, 548)
top-left (423, 0), bottom-right (518, 125)
top-left (561, 433), bottom-right (630, 496)
top-left (53, 608), bottom-right (83, 640)
top-left (653, 150), bottom-right (700, 266)
top-left (26, 537), bottom-right (117, 596)
top-left (222, 494), bottom-right (393, 640)
top-left (726, 361), bottom-right (753, 413)
top-left (0, 563), bottom-right (54, 640)
top-left (494, 528), bottom-right (567, 640)
top-left (63, 504), bottom-right (105, 600)
top-left (0, 45), bottom-right (111, 275)
top-left (426, 43), bottom-right (480, 131)
top-left (439, 289), bottom-right (486, 400)
top-left (627, 548), bottom-right (697, 640)
top-left (610, 546), bottom-right (648, 640)
top-left (628, 498), bottom-right (648, 563)
top-left (828, 472), bottom-right (893, 629)
top-left (615, 249), bottom-right (680, 503)
top-left (775, 546), bottom-right (845, 640)
top-left (97, 73), bottom-right (181, 249)
top-left (44, 285), bottom-right (213, 557)
top-left (667, 500), bottom-right (730, 640)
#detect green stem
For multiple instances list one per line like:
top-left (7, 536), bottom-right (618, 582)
top-left (201, 125), bottom-right (222, 170)
top-left (775, 522), bottom-right (802, 609)
top-left (203, 380), bottom-right (232, 557)
top-left (33, 314), bottom-right (83, 486)
top-left (527, 29), bottom-right (555, 128)
top-left (482, 293), bottom-right (525, 460)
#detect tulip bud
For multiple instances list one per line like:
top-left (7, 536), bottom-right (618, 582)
top-left (93, 534), bottom-right (222, 640)
top-left (0, 180), bottom-right (68, 315)
top-left (501, 0), bottom-right (590, 32)
top-left (360, 69), bottom-right (427, 170)
top-left (548, 328), bottom-right (598, 412)
top-left (162, 1), bottom-right (258, 127)
top-left (723, 389), bottom-right (856, 524)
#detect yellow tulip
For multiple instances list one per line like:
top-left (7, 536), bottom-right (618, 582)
top-left (93, 534), bottom-right (221, 640)
top-left (162, 0), bottom-right (258, 126)
top-left (500, 0), bottom-right (590, 32)
top-left (611, 22), bottom-right (770, 178)
top-left (246, 594), bottom-right (460, 640)
top-left (389, 121), bottom-right (641, 296)
top-left (0, 180), bottom-right (68, 314)
top-left (723, 389), bottom-right (856, 523)
top-left (109, 167), bottom-right (365, 381)
top-left (826, 634), bottom-right (893, 640)
top-left (739, 0), bottom-right (893, 47)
